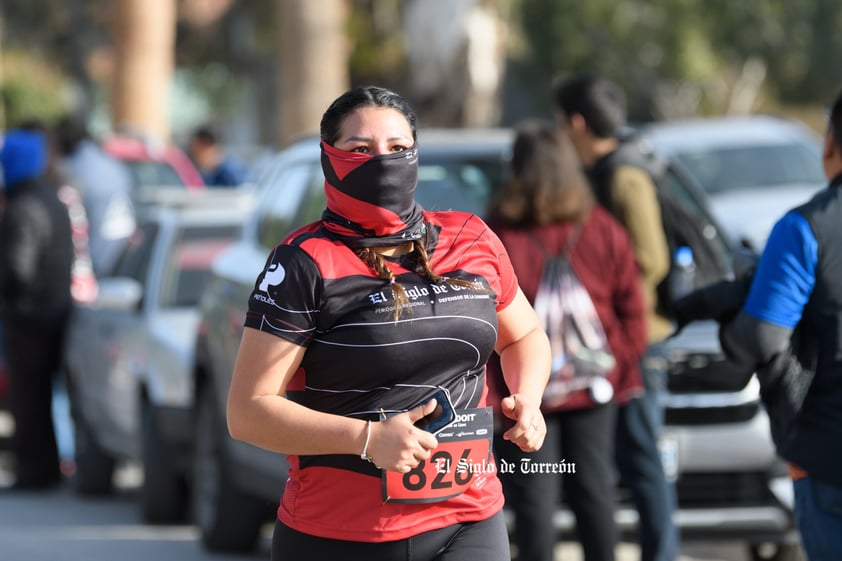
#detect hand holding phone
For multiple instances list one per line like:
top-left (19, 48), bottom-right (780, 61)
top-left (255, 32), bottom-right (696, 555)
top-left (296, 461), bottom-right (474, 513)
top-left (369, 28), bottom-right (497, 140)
top-left (413, 389), bottom-right (456, 435)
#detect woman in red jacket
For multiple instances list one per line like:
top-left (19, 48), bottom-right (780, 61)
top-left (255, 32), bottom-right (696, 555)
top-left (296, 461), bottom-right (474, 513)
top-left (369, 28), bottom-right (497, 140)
top-left (487, 120), bottom-right (648, 561)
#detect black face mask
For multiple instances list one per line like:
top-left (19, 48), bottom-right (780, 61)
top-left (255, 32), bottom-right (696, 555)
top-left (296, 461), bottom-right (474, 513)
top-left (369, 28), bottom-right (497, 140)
top-left (320, 140), bottom-right (426, 248)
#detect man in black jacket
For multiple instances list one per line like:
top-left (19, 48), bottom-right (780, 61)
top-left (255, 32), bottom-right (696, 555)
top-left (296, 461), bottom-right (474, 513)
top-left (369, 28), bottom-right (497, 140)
top-left (720, 88), bottom-right (842, 560)
top-left (0, 129), bottom-right (74, 489)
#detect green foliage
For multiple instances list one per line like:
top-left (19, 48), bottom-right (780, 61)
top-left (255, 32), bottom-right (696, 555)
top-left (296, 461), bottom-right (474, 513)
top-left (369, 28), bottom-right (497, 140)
top-left (512, 0), bottom-right (842, 119)
top-left (1, 50), bottom-right (69, 127)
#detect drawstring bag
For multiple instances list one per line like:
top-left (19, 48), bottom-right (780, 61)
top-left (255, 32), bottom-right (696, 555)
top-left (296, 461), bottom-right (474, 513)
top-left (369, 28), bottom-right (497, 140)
top-left (532, 227), bottom-right (616, 411)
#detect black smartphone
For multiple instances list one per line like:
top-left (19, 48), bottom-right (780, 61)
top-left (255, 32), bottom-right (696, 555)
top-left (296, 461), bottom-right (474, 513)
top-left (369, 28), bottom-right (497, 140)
top-left (413, 389), bottom-right (456, 435)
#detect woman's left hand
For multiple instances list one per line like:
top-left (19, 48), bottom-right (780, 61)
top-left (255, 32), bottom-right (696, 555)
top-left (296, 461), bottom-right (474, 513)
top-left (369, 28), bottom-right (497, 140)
top-left (500, 393), bottom-right (545, 452)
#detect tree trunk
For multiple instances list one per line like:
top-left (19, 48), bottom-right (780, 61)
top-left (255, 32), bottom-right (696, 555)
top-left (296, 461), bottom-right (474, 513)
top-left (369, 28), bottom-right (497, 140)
top-left (403, 0), bottom-right (508, 127)
top-left (276, 0), bottom-right (350, 147)
top-left (110, 0), bottom-right (176, 141)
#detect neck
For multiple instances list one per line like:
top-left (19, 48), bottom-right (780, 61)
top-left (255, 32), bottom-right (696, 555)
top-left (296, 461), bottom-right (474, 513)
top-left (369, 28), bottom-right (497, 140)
top-left (582, 137), bottom-right (619, 167)
top-left (371, 241), bottom-right (414, 256)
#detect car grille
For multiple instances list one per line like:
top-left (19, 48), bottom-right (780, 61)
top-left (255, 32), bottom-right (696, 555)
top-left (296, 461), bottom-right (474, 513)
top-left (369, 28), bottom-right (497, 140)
top-left (668, 352), bottom-right (754, 394)
top-left (676, 471), bottom-right (776, 507)
top-left (665, 351), bottom-right (760, 425)
top-left (666, 402), bottom-right (759, 425)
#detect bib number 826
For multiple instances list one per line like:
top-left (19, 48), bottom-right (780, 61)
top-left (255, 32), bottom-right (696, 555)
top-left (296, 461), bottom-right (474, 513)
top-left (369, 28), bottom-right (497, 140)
top-left (383, 438), bottom-right (491, 503)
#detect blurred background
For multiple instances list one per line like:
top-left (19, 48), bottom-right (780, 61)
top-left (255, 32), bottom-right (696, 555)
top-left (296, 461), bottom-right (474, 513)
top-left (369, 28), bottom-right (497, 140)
top-left (1, 0), bottom-right (840, 152)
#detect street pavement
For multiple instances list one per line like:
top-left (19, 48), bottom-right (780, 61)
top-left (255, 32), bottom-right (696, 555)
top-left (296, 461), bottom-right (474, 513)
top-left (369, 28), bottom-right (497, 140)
top-left (0, 396), bottom-right (752, 561)
top-left (0, 455), bottom-right (753, 561)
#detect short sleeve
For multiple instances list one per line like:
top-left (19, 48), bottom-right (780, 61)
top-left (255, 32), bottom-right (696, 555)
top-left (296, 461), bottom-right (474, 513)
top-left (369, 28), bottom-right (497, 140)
top-left (483, 226), bottom-right (519, 312)
top-left (743, 211), bottom-right (817, 328)
top-left (244, 243), bottom-right (322, 346)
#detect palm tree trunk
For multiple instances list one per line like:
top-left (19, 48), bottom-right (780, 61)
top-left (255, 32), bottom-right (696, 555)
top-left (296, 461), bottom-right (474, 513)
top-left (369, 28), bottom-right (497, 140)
top-left (110, 0), bottom-right (176, 141)
top-left (276, 0), bottom-right (350, 147)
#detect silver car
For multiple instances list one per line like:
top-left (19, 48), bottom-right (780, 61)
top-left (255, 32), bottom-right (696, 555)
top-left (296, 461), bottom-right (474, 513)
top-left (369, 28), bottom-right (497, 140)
top-left (639, 114), bottom-right (825, 251)
top-left (63, 189), bottom-right (253, 523)
top-left (192, 128), bottom-right (799, 559)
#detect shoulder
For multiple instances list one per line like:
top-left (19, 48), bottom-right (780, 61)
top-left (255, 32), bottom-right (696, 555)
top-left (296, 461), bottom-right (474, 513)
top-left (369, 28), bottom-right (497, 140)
top-left (764, 210), bottom-right (817, 264)
top-left (585, 207), bottom-right (634, 250)
top-left (424, 209), bottom-right (489, 233)
top-left (612, 165), bottom-right (657, 191)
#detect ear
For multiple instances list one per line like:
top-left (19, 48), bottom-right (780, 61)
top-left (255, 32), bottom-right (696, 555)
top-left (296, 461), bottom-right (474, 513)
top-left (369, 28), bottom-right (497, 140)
top-left (568, 113), bottom-right (588, 136)
top-left (822, 130), bottom-right (835, 161)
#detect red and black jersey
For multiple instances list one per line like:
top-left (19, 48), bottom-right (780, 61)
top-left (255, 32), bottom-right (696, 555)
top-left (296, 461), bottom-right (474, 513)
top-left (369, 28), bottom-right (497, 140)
top-left (244, 210), bottom-right (518, 542)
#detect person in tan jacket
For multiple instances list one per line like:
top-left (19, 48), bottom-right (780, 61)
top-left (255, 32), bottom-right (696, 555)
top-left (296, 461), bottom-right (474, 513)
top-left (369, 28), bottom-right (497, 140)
top-left (554, 74), bottom-right (679, 561)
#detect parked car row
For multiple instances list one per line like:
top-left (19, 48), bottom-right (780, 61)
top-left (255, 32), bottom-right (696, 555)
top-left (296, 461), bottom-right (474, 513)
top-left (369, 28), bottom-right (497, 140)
top-left (63, 189), bottom-right (254, 524)
top-left (60, 117), bottom-right (814, 560)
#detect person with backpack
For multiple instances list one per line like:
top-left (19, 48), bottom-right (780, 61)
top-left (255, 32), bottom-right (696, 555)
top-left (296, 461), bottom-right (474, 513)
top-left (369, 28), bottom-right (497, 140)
top-left (553, 74), bottom-right (680, 561)
top-left (486, 120), bottom-right (647, 561)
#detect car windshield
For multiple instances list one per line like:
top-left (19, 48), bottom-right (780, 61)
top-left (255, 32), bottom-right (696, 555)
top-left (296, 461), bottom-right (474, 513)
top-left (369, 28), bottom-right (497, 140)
top-left (414, 158), bottom-right (505, 216)
top-left (121, 160), bottom-right (186, 189)
top-left (673, 142), bottom-right (824, 194)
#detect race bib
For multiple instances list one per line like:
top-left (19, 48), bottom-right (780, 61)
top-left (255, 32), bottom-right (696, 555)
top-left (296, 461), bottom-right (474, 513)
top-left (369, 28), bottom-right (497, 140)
top-left (382, 407), bottom-right (495, 503)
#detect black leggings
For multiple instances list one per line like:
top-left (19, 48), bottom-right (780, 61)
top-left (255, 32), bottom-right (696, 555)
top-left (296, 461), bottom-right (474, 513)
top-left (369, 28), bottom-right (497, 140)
top-left (271, 510), bottom-right (510, 561)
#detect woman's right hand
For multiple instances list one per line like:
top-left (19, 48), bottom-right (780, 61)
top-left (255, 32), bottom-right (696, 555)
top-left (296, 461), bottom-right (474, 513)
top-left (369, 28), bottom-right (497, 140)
top-left (366, 399), bottom-right (440, 472)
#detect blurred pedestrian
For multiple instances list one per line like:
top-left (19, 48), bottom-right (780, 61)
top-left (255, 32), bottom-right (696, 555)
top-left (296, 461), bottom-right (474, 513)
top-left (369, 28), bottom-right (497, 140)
top-left (188, 124), bottom-right (247, 187)
top-left (54, 117), bottom-right (136, 277)
top-left (486, 120), bottom-right (647, 561)
top-left (719, 87), bottom-right (842, 561)
top-left (226, 86), bottom-right (551, 561)
top-left (0, 129), bottom-right (74, 489)
top-left (553, 74), bottom-right (680, 561)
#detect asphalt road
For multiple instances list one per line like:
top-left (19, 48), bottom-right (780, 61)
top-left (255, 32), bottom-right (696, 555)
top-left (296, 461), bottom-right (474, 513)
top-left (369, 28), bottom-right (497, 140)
top-left (0, 456), bottom-right (755, 561)
top-left (0, 398), bottom-right (754, 561)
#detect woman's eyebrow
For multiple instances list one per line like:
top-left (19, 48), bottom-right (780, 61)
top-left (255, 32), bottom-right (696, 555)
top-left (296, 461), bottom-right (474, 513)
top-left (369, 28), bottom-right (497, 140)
top-left (342, 135), bottom-right (411, 143)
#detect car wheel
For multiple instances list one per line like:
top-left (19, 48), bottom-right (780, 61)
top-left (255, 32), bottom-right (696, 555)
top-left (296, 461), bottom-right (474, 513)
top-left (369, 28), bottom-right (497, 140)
top-left (140, 400), bottom-right (188, 523)
top-left (749, 542), bottom-right (807, 561)
top-left (192, 382), bottom-right (269, 552)
top-left (72, 414), bottom-right (115, 495)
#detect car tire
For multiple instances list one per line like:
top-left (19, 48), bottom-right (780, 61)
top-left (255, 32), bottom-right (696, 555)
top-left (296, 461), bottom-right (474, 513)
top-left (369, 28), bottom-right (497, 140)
top-left (140, 400), bottom-right (188, 523)
top-left (72, 414), bottom-right (115, 495)
top-left (192, 382), bottom-right (269, 552)
top-left (749, 542), bottom-right (807, 561)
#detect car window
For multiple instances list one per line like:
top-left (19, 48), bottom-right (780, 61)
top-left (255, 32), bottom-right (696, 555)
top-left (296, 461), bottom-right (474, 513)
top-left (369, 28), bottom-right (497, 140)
top-left (415, 161), bottom-right (501, 216)
top-left (673, 143), bottom-right (824, 194)
top-left (663, 167), bottom-right (733, 281)
top-left (255, 161), bottom-right (322, 251)
top-left (120, 160), bottom-right (186, 189)
top-left (159, 225), bottom-right (241, 308)
top-left (110, 222), bottom-right (159, 284)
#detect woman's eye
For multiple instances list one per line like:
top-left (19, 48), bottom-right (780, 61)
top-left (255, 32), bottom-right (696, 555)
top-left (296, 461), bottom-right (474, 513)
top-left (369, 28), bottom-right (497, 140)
top-left (390, 145), bottom-right (408, 153)
top-left (351, 146), bottom-right (370, 153)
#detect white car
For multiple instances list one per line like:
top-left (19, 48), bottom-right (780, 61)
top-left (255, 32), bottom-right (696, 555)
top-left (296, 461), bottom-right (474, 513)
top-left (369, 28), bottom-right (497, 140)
top-left (63, 189), bottom-right (253, 523)
top-left (639, 115), bottom-right (826, 251)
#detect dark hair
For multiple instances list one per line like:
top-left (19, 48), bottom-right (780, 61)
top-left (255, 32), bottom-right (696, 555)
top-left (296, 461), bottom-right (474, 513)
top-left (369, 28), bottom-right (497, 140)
top-left (192, 124), bottom-right (219, 145)
top-left (490, 120), bottom-right (593, 226)
top-left (552, 74), bottom-right (627, 139)
top-left (319, 86), bottom-right (417, 145)
top-left (828, 89), bottom-right (842, 148)
top-left (54, 116), bottom-right (91, 156)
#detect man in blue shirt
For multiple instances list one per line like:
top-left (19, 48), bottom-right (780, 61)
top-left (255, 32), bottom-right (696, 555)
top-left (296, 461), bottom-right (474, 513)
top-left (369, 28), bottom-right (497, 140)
top-left (188, 125), bottom-right (247, 188)
top-left (721, 89), bottom-right (842, 560)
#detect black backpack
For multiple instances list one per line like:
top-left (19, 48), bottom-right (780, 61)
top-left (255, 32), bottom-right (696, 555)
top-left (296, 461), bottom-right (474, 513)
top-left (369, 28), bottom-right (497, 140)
top-left (588, 136), bottom-right (732, 319)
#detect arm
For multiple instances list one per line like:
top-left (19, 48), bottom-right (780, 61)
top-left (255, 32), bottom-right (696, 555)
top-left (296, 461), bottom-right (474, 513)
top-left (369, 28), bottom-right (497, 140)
top-left (494, 287), bottom-right (552, 452)
top-left (610, 166), bottom-right (671, 305)
top-left (720, 211), bottom-right (817, 369)
top-left (608, 225), bottom-right (649, 368)
top-left (227, 329), bottom-right (439, 474)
